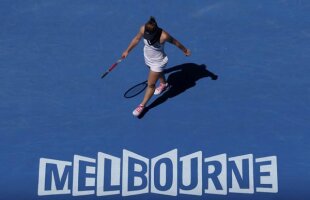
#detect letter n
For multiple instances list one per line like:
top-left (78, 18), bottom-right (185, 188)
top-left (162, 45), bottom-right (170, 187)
top-left (228, 154), bottom-right (254, 194)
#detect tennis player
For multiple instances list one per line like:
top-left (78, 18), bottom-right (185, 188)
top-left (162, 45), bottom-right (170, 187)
top-left (122, 16), bottom-right (191, 117)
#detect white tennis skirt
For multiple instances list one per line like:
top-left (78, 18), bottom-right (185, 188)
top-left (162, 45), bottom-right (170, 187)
top-left (145, 56), bottom-right (168, 72)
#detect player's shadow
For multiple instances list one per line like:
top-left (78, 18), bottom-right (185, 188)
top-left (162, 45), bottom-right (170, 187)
top-left (138, 63), bottom-right (218, 119)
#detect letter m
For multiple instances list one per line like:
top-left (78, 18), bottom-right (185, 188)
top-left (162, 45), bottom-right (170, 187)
top-left (38, 158), bottom-right (72, 196)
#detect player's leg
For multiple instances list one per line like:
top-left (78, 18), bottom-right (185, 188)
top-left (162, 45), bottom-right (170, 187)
top-left (141, 70), bottom-right (161, 105)
top-left (133, 70), bottom-right (161, 116)
top-left (154, 72), bottom-right (169, 95)
top-left (158, 72), bottom-right (166, 84)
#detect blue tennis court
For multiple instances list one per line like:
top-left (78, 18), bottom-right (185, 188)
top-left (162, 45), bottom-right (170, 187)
top-left (1, 1), bottom-right (309, 199)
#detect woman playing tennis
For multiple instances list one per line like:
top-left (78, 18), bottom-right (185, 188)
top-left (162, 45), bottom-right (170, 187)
top-left (122, 16), bottom-right (191, 117)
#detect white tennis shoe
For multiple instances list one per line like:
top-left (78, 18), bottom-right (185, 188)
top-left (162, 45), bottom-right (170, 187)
top-left (154, 83), bottom-right (169, 95)
top-left (133, 104), bottom-right (145, 117)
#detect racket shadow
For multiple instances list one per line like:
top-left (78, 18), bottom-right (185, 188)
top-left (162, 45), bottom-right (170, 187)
top-left (138, 63), bottom-right (218, 119)
top-left (124, 80), bottom-right (148, 98)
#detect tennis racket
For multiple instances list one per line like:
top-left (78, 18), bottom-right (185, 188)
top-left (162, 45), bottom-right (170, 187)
top-left (101, 58), bottom-right (123, 78)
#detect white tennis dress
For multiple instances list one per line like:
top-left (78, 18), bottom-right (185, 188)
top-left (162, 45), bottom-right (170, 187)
top-left (143, 39), bottom-right (168, 72)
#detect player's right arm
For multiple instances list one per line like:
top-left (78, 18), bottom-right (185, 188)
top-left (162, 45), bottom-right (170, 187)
top-left (122, 26), bottom-right (144, 58)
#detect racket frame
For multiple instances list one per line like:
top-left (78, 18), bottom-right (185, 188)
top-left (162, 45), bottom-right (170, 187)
top-left (101, 58), bottom-right (123, 78)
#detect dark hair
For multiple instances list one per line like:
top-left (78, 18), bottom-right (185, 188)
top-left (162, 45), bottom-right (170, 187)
top-left (144, 16), bottom-right (162, 45)
top-left (145, 16), bottom-right (158, 33)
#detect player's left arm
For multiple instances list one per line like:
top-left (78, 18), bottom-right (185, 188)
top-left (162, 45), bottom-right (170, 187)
top-left (163, 31), bottom-right (191, 56)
